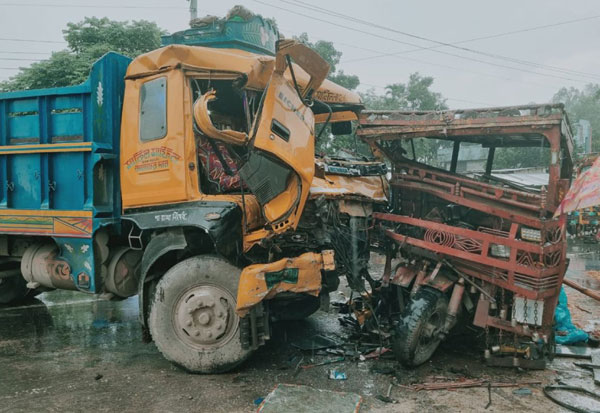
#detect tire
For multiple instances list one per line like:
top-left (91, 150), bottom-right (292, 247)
top-left (393, 286), bottom-right (448, 367)
top-left (0, 275), bottom-right (30, 305)
top-left (148, 255), bottom-right (252, 373)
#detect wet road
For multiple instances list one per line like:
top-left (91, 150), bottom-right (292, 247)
top-left (1, 242), bottom-right (599, 412)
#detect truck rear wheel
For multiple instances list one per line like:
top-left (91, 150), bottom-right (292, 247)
top-left (393, 287), bottom-right (448, 367)
top-left (0, 275), bottom-right (29, 305)
top-left (148, 255), bottom-right (251, 373)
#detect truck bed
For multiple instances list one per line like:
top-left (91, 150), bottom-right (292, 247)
top-left (0, 52), bottom-right (130, 238)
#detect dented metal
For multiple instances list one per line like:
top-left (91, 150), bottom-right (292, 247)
top-left (236, 250), bottom-right (335, 316)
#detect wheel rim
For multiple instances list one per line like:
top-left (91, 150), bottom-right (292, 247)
top-left (416, 309), bottom-right (443, 359)
top-left (173, 284), bottom-right (239, 350)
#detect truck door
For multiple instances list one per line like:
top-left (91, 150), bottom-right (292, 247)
top-left (239, 40), bottom-right (329, 234)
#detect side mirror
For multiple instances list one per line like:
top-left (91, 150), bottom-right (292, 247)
top-left (331, 121), bottom-right (352, 136)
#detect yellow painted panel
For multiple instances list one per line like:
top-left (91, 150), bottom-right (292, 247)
top-left (236, 250), bottom-right (335, 316)
top-left (120, 71), bottom-right (189, 208)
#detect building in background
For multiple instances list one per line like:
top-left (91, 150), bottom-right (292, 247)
top-left (574, 119), bottom-right (592, 154)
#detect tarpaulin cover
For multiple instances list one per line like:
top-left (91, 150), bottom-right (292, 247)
top-left (555, 155), bottom-right (600, 216)
top-left (554, 286), bottom-right (589, 345)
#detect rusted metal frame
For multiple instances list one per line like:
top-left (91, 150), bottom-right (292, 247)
top-left (450, 256), bottom-right (562, 287)
top-left (383, 229), bottom-right (553, 279)
top-left (392, 175), bottom-right (540, 211)
top-left (450, 140), bottom-right (460, 173)
top-left (389, 181), bottom-right (542, 228)
top-left (361, 103), bottom-right (564, 116)
top-left (393, 175), bottom-right (541, 212)
top-left (393, 160), bottom-right (542, 202)
top-left (456, 264), bottom-right (558, 301)
top-left (485, 146), bottom-right (495, 175)
top-left (544, 127), bottom-right (562, 211)
top-left (381, 244), bottom-right (393, 287)
top-left (357, 122), bottom-right (559, 139)
top-left (442, 259), bottom-right (496, 302)
top-left (376, 213), bottom-right (560, 256)
top-left (411, 263), bottom-right (429, 295)
top-left (460, 186), bottom-right (540, 212)
top-left (358, 113), bottom-right (563, 128)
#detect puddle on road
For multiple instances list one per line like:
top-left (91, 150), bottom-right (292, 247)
top-left (0, 290), bottom-right (146, 364)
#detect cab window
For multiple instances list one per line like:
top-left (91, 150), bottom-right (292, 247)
top-left (139, 77), bottom-right (167, 142)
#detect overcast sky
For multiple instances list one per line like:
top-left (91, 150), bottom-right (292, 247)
top-left (0, 0), bottom-right (599, 108)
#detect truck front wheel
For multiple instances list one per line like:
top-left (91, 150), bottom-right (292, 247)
top-left (393, 287), bottom-right (448, 367)
top-left (148, 255), bottom-right (252, 373)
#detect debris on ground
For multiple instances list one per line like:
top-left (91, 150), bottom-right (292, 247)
top-left (94, 374), bottom-right (103, 381)
top-left (328, 369), bottom-right (347, 380)
top-left (257, 384), bottom-right (362, 413)
top-left (543, 385), bottom-right (600, 413)
top-left (513, 388), bottom-right (533, 396)
top-left (363, 347), bottom-right (391, 360)
top-left (300, 357), bottom-right (345, 370)
top-left (291, 334), bottom-right (342, 351)
top-left (375, 394), bottom-right (398, 404)
top-left (403, 378), bottom-right (542, 391)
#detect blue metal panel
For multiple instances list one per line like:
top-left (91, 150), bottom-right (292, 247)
top-left (51, 152), bottom-right (85, 209)
top-left (9, 154), bottom-right (41, 208)
top-left (0, 52), bottom-right (132, 293)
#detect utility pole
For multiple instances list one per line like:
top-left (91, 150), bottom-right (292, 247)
top-left (188, 0), bottom-right (198, 20)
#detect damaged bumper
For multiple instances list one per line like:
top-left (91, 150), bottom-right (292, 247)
top-left (236, 250), bottom-right (335, 316)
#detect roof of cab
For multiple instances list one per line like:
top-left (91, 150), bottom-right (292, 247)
top-left (126, 44), bottom-right (361, 106)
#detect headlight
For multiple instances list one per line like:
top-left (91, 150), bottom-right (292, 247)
top-left (521, 227), bottom-right (542, 242)
top-left (490, 244), bottom-right (511, 258)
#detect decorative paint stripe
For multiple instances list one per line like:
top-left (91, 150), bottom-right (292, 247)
top-left (0, 209), bottom-right (92, 218)
top-left (0, 142), bottom-right (92, 155)
top-left (0, 229), bottom-right (92, 239)
top-left (0, 210), bottom-right (93, 238)
top-left (0, 223), bottom-right (54, 228)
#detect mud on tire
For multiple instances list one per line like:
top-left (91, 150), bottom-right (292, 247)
top-left (148, 255), bottom-right (252, 373)
top-left (393, 286), bottom-right (448, 367)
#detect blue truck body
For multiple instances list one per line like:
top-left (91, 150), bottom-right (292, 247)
top-left (0, 52), bottom-right (131, 293)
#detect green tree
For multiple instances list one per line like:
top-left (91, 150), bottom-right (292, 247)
top-left (361, 73), bottom-right (449, 164)
top-left (0, 17), bottom-right (163, 91)
top-left (294, 33), bottom-right (360, 90)
top-left (553, 84), bottom-right (600, 152)
top-left (292, 33), bottom-right (362, 155)
top-left (361, 73), bottom-right (447, 111)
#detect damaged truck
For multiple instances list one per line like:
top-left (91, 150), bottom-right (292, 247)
top-left (359, 105), bottom-right (572, 368)
top-left (0, 19), bottom-right (387, 373)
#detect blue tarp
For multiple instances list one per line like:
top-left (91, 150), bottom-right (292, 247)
top-left (554, 286), bottom-right (589, 344)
